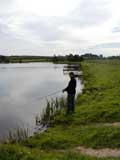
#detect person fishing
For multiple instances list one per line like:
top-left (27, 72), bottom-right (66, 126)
top-left (63, 72), bottom-right (76, 114)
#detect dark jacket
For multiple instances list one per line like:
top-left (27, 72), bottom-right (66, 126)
top-left (64, 77), bottom-right (76, 94)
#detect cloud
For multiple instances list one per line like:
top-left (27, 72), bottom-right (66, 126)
top-left (0, 0), bottom-right (120, 56)
top-left (64, 0), bottom-right (112, 27)
top-left (0, 0), bottom-right (13, 8)
top-left (95, 42), bottom-right (120, 48)
top-left (0, 21), bottom-right (15, 41)
top-left (22, 18), bottom-right (66, 42)
top-left (0, 0), bottom-right (17, 15)
top-left (112, 27), bottom-right (120, 33)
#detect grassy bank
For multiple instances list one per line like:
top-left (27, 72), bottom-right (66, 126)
top-left (0, 59), bottom-right (120, 159)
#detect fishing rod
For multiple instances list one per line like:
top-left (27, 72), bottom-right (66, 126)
top-left (36, 89), bottom-right (62, 101)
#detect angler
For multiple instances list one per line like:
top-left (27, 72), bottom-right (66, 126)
top-left (63, 72), bottom-right (76, 114)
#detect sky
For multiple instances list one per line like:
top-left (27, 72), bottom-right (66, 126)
top-left (0, 0), bottom-right (120, 56)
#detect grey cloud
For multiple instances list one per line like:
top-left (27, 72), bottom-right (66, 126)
top-left (0, 0), bottom-right (118, 56)
top-left (0, 23), bottom-right (11, 38)
top-left (0, 19), bottom-right (18, 39)
top-left (23, 20), bottom-right (65, 41)
top-left (65, 0), bottom-right (111, 27)
top-left (14, 0), bottom-right (112, 44)
top-left (0, 0), bottom-right (112, 44)
top-left (0, 0), bottom-right (16, 14)
top-left (95, 42), bottom-right (120, 48)
top-left (21, 17), bottom-right (89, 45)
top-left (112, 27), bottom-right (120, 33)
top-left (0, 42), bottom-right (47, 56)
top-left (0, 22), bottom-right (39, 54)
top-left (0, 0), bottom-right (14, 7)
top-left (38, 0), bottom-right (111, 30)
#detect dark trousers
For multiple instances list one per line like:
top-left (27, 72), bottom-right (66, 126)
top-left (67, 94), bottom-right (75, 113)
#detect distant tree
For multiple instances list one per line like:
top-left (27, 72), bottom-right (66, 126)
top-left (81, 53), bottom-right (103, 59)
top-left (19, 58), bottom-right (22, 63)
top-left (52, 54), bottom-right (58, 63)
top-left (66, 54), bottom-right (84, 62)
top-left (108, 55), bottom-right (120, 59)
top-left (0, 55), bottom-right (10, 63)
top-left (66, 54), bottom-right (74, 61)
top-left (100, 54), bottom-right (103, 58)
top-left (52, 53), bottom-right (84, 63)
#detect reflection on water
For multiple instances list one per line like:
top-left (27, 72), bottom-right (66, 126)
top-left (0, 63), bottom-right (82, 139)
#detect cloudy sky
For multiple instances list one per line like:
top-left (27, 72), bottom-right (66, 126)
top-left (0, 0), bottom-right (120, 56)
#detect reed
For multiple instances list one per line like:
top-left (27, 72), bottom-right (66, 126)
top-left (36, 97), bottom-right (66, 127)
top-left (7, 96), bottom-right (66, 143)
top-left (8, 127), bottom-right (29, 143)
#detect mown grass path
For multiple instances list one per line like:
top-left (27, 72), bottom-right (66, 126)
top-left (0, 59), bottom-right (120, 160)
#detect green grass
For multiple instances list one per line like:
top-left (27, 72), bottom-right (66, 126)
top-left (0, 59), bottom-right (120, 159)
top-left (1, 144), bottom-right (120, 160)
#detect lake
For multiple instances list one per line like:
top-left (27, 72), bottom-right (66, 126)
top-left (0, 62), bottom-right (82, 139)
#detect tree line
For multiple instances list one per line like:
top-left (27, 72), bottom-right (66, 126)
top-left (0, 53), bottom-right (120, 63)
top-left (52, 53), bottom-right (104, 63)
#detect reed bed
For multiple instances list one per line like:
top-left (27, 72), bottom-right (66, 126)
top-left (36, 97), bottom-right (66, 127)
top-left (7, 96), bottom-right (66, 143)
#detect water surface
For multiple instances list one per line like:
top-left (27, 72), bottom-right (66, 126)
top-left (0, 62), bottom-right (82, 139)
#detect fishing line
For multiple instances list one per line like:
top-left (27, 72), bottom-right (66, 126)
top-left (36, 89), bottom-right (62, 101)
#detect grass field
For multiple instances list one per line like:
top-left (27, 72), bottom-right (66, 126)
top-left (0, 59), bottom-right (120, 160)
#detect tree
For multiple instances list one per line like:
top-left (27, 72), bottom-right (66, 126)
top-left (52, 54), bottom-right (58, 63)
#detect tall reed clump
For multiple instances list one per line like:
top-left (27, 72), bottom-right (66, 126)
top-left (8, 127), bottom-right (29, 143)
top-left (7, 97), bottom-right (66, 143)
top-left (36, 97), bottom-right (66, 127)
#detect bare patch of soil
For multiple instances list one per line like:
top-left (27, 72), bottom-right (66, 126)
top-left (76, 146), bottom-right (120, 158)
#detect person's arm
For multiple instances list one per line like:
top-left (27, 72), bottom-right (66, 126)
top-left (63, 86), bottom-right (68, 92)
top-left (62, 81), bottom-right (70, 93)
